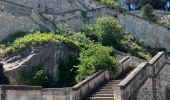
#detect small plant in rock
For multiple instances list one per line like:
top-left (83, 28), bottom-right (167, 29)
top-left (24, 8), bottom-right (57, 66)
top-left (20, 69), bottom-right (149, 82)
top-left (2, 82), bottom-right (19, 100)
top-left (55, 23), bottom-right (73, 36)
top-left (80, 9), bottom-right (87, 18)
top-left (67, 32), bottom-right (92, 45)
top-left (21, 66), bottom-right (53, 87)
top-left (141, 3), bottom-right (157, 22)
top-left (100, 0), bottom-right (124, 12)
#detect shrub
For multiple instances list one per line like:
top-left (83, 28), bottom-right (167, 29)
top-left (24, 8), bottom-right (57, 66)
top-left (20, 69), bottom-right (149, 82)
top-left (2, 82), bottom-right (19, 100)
top-left (21, 67), bottom-right (53, 87)
top-left (138, 0), bottom-right (151, 8)
top-left (55, 23), bottom-right (73, 36)
top-left (83, 16), bottom-right (122, 46)
top-left (67, 32), bottom-right (92, 45)
top-left (141, 3), bottom-right (157, 22)
top-left (5, 31), bottom-right (81, 53)
top-left (84, 16), bottom-right (152, 60)
top-left (76, 44), bottom-right (120, 82)
top-left (118, 34), bottom-right (152, 60)
top-left (32, 70), bottom-right (53, 87)
top-left (99, 0), bottom-right (124, 12)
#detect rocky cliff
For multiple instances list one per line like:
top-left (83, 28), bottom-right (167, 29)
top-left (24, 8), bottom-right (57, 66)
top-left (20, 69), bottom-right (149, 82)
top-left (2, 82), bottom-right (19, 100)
top-left (2, 40), bottom-right (78, 85)
top-left (0, 0), bottom-right (106, 40)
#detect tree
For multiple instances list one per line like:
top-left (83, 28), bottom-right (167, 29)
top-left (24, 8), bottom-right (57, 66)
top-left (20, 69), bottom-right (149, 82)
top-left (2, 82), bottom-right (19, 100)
top-left (141, 3), bottom-right (157, 22)
top-left (138, 0), bottom-right (151, 8)
top-left (83, 16), bottom-right (122, 46)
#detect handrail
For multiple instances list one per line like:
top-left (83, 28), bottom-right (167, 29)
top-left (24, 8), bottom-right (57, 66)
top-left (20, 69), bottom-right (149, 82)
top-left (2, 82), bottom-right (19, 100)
top-left (0, 85), bottom-right (42, 90)
top-left (72, 55), bottom-right (131, 91)
top-left (116, 52), bottom-right (165, 100)
top-left (149, 52), bottom-right (164, 65)
top-left (118, 62), bottom-right (148, 88)
top-left (120, 56), bottom-right (130, 64)
top-left (72, 70), bottom-right (105, 90)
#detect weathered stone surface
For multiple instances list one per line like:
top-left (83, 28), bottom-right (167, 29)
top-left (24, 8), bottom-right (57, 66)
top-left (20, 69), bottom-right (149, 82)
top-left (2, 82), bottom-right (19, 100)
top-left (118, 13), bottom-right (170, 51)
top-left (2, 40), bottom-right (78, 85)
top-left (136, 78), bottom-right (154, 100)
top-left (115, 52), bottom-right (170, 100)
top-left (0, 0), bottom-right (105, 40)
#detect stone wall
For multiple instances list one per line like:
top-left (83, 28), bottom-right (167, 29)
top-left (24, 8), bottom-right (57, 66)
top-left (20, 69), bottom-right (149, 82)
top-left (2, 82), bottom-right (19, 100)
top-left (0, 85), bottom-right (71, 100)
top-left (0, 0), bottom-right (112, 40)
top-left (0, 53), bottom-right (136, 100)
top-left (115, 52), bottom-right (170, 100)
top-left (118, 13), bottom-right (170, 51)
top-left (2, 52), bottom-right (170, 100)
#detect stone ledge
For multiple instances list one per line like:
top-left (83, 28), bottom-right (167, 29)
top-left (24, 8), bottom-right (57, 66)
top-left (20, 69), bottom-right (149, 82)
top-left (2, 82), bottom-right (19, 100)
top-left (0, 85), bottom-right (42, 90)
top-left (72, 70), bottom-right (105, 91)
top-left (118, 62), bottom-right (148, 88)
top-left (120, 56), bottom-right (130, 64)
top-left (149, 52), bottom-right (164, 65)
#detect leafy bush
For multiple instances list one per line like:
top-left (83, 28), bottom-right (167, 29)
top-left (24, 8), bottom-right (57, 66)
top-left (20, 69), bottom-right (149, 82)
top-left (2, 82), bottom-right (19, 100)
top-left (141, 3), bottom-right (157, 22)
top-left (21, 67), bottom-right (53, 87)
top-left (76, 44), bottom-right (120, 82)
top-left (118, 34), bottom-right (152, 60)
top-left (55, 23), bottom-right (73, 36)
top-left (138, 0), bottom-right (151, 8)
top-left (84, 16), bottom-right (152, 60)
top-left (67, 32), bottom-right (92, 45)
top-left (83, 16), bottom-right (122, 46)
top-left (5, 31), bottom-right (82, 53)
top-left (97, 0), bottom-right (123, 12)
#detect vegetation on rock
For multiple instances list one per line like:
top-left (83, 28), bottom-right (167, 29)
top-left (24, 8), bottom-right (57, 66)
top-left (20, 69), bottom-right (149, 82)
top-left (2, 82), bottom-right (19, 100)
top-left (58, 54), bottom-right (79, 87)
top-left (83, 16), bottom-right (152, 60)
top-left (76, 44), bottom-right (120, 82)
top-left (141, 3), bottom-right (157, 22)
top-left (5, 31), bottom-right (84, 53)
top-left (83, 16), bottom-right (122, 46)
top-left (94, 0), bottom-right (124, 12)
top-left (1, 15), bottom-right (154, 86)
top-left (21, 67), bottom-right (53, 87)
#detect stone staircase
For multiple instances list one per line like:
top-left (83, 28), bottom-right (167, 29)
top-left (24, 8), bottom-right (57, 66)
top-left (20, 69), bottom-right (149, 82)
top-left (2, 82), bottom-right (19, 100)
top-left (84, 67), bottom-right (134, 100)
top-left (85, 80), bottom-right (121, 100)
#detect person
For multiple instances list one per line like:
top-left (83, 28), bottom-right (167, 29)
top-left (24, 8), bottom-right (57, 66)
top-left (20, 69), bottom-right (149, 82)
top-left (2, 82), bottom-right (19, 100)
top-left (0, 63), bottom-right (9, 84)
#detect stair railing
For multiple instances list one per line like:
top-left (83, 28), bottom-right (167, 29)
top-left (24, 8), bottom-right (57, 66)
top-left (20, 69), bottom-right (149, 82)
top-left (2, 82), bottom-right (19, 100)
top-left (71, 56), bottom-right (132, 100)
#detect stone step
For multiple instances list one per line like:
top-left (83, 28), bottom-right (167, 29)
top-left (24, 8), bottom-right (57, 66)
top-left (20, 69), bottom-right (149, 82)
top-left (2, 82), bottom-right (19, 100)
top-left (107, 80), bottom-right (121, 84)
top-left (95, 91), bottom-right (114, 94)
top-left (88, 97), bottom-right (114, 100)
top-left (92, 94), bottom-right (114, 97)
top-left (100, 86), bottom-right (113, 89)
top-left (98, 89), bottom-right (113, 91)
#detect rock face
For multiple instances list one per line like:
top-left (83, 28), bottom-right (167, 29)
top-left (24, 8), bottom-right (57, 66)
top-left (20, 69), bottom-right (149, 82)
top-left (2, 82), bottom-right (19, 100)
top-left (0, 0), bottom-right (104, 40)
top-left (159, 15), bottom-right (170, 27)
top-left (2, 40), bottom-right (78, 85)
